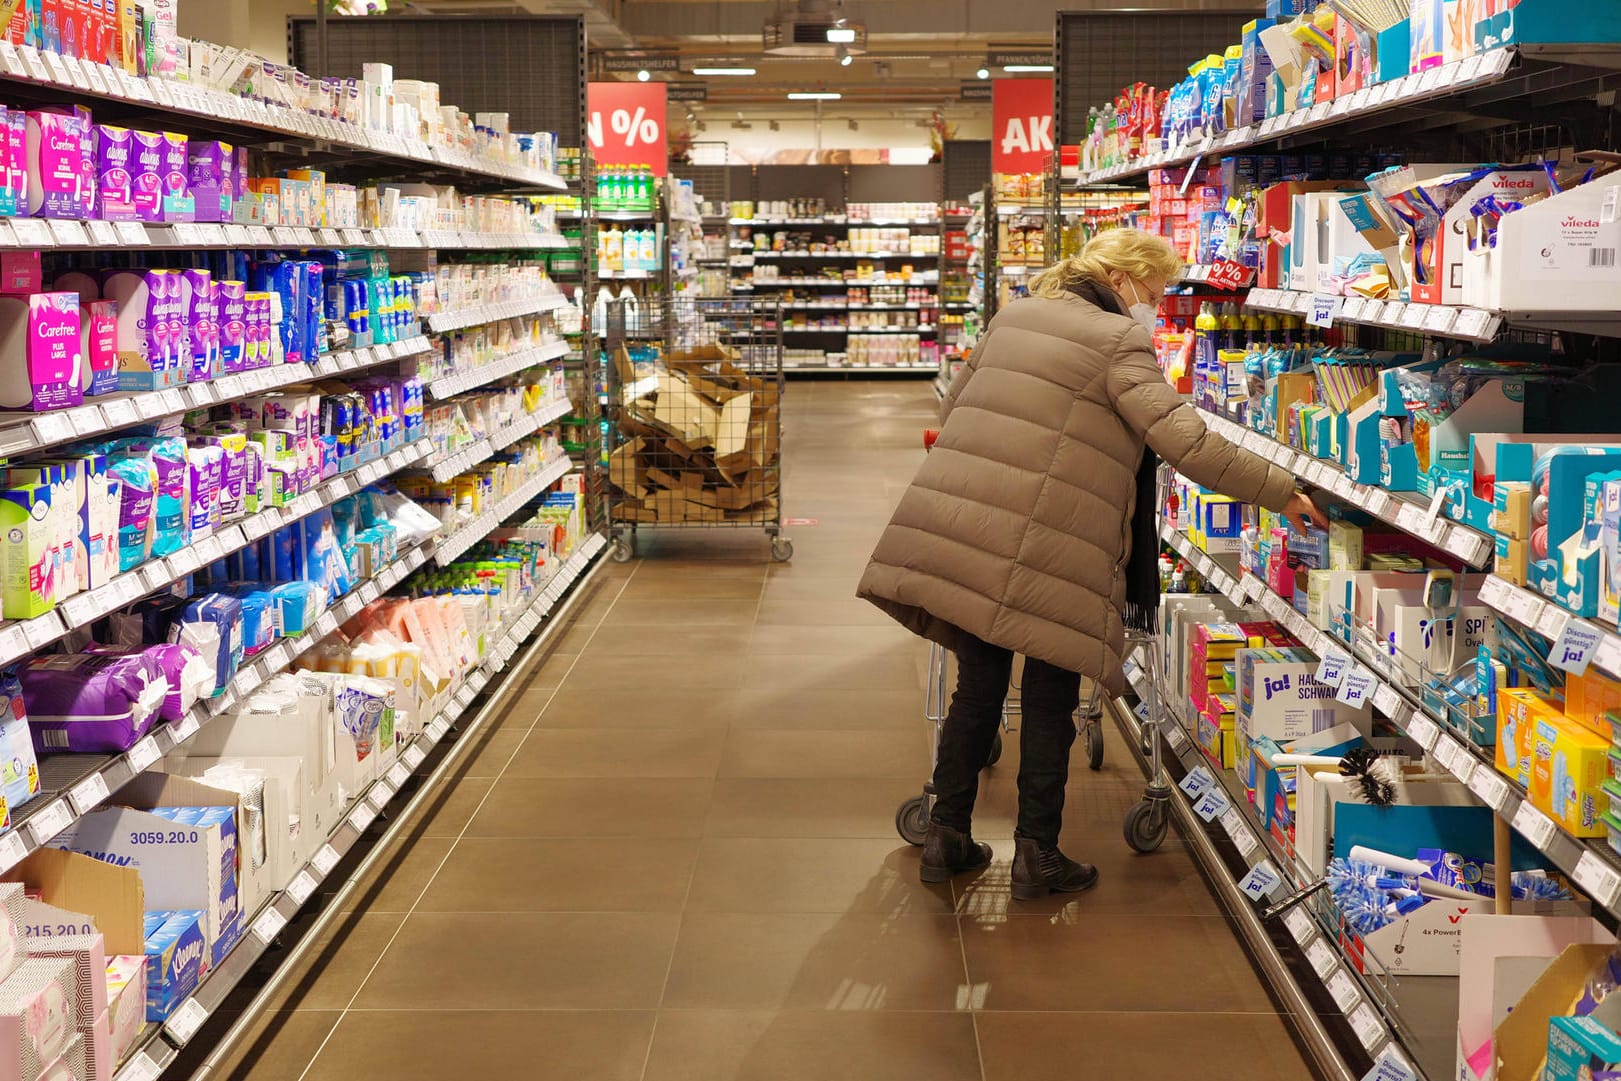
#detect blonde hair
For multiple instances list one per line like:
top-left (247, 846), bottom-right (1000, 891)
top-left (1029, 228), bottom-right (1183, 299)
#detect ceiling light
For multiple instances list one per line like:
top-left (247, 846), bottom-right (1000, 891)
top-left (636, 69), bottom-right (650, 82)
top-left (825, 26), bottom-right (857, 43)
top-left (976, 67), bottom-right (989, 79)
top-left (788, 92), bottom-right (841, 100)
top-left (837, 45), bottom-right (852, 66)
top-left (693, 67), bottom-right (756, 76)
top-left (1003, 64), bottom-right (1055, 73)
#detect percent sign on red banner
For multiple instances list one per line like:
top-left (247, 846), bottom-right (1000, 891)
top-left (588, 81), bottom-right (668, 176)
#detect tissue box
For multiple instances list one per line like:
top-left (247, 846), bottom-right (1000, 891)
top-left (0, 956), bottom-right (79, 1081)
top-left (141, 911), bottom-right (203, 1022)
top-left (101, 959), bottom-right (143, 1063)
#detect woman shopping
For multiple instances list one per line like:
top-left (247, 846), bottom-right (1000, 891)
top-left (857, 228), bottom-right (1325, 900)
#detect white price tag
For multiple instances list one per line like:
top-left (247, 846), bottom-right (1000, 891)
top-left (403, 745), bottom-right (426, 769)
top-left (1467, 766), bottom-right (1514, 814)
top-left (367, 779), bottom-right (394, 809)
top-left (172, 711), bottom-right (201, 741)
top-left (1328, 968), bottom-right (1362, 1011)
top-left (25, 800), bottom-right (69, 846)
top-left (1382, 302), bottom-right (1407, 327)
top-left (347, 803), bottom-right (376, 833)
top-left (250, 905), bottom-right (287, 944)
top-left (1349, 1002), bottom-right (1386, 1052)
top-left (114, 221), bottom-right (148, 246)
top-left (164, 997), bottom-right (209, 1044)
top-left (0, 832), bottom-right (26, 875)
top-left (1511, 800), bottom-right (1559, 850)
top-left (48, 220), bottom-right (87, 247)
top-left (1575, 851), bottom-right (1621, 907)
top-left (1336, 667), bottom-right (1375, 707)
top-left (68, 773), bottom-right (111, 815)
top-left (1222, 808), bottom-right (1261, 859)
top-left (285, 870), bottom-right (318, 905)
top-left (1444, 526), bottom-right (1483, 563)
top-left (1454, 307), bottom-right (1494, 339)
top-left (1550, 618), bottom-right (1603, 676)
top-left (427, 718), bottom-right (450, 742)
top-left (1505, 587), bottom-right (1544, 626)
top-left (115, 1053), bottom-right (163, 1081)
top-left (1595, 635), bottom-right (1621, 679)
top-left (1405, 713), bottom-right (1441, 751)
top-left (1306, 938), bottom-right (1338, 978)
top-left (1424, 305), bottom-right (1457, 334)
top-left (1239, 861), bottom-right (1283, 901)
top-left (312, 844), bottom-right (341, 876)
top-left (126, 735), bottom-right (161, 774)
top-left (387, 762), bottom-right (411, 789)
top-left (1284, 906), bottom-right (1315, 945)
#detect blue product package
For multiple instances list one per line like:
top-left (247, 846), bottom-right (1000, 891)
top-left (302, 508), bottom-right (352, 601)
top-left (252, 261), bottom-right (304, 364)
top-left (233, 591), bottom-right (274, 653)
top-left (169, 593), bottom-right (244, 695)
top-left (268, 523), bottom-right (299, 582)
top-left (186, 444), bottom-right (223, 541)
top-left (0, 671), bottom-right (37, 813)
top-left (144, 910), bottom-right (205, 1021)
top-left (268, 581), bottom-right (322, 634)
top-left (302, 262), bottom-right (325, 358)
top-left (104, 454), bottom-right (156, 571)
top-left (110, 437), bottom-right (188, 557)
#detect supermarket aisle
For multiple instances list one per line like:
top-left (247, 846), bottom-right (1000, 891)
top-left (223, 381), bottom-right (1314, 1081)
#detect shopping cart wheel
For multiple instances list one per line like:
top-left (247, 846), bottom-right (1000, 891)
top-left (771, 537), bottom-right (794, 562)
top-left (1083, 719), bottom-right (1105, 771)
top-left (896, 795), bottom-right (930, 846)
top-left (611, 533), bottom-right (636, 563)
top-left (984, 731), bottom-right (1003, 768)
top-left (1124, 798), bottom-right (1169, 854)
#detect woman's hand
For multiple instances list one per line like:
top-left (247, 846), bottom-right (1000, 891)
top-left (1283, 491), bottom-right (1328, 534)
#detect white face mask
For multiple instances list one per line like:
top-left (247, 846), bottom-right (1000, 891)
top-left (1122, 278), bottom-right (1158, 334)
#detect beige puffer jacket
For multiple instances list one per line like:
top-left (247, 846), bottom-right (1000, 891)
top-left (857, 286), bottom-right (1296, 694)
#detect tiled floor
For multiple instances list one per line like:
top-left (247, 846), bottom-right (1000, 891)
top-left (223, 380), bottom-right (1315, 1081)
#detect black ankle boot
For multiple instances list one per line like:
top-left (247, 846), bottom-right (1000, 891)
top-left (1011, 837), bottom-right (1099, 900)
top-left (919, 822), bottom-right (992, 883)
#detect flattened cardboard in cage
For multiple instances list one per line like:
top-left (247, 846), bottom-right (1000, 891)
top-left (653, 374), bottom-right (718, 446)
top-left (608, 437), bottom-right (649, 498)
top-left (662, 342), bottom-right (742, 369)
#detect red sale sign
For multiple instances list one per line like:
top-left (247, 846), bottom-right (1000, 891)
top-left (588, 81), bottom-right (668, 177)
top-left (992, 78), bottom-right (1054, 175)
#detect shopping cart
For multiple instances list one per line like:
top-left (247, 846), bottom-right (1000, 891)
top-left (1119, 629), bottom-right (1173, 854)
top-left (893, 428), bottom-right (1108, 846)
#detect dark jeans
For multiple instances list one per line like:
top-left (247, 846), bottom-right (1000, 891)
top-left (929, 630), bottom-right (1082, 848)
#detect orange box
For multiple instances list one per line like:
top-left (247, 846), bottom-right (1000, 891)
top-left (1564, 667), bottom-right (1621, 740)
top-left (1497, 686), bottom-right (1561, 788)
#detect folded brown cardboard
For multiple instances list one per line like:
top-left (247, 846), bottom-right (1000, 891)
top-left (2, 849), bottom-right (143, 956)
top-left (1493, 942), bottom-right (1621, 1081)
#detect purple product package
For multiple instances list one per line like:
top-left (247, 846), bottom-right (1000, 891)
top-left (231, 146), bottom-right (248, 200)
top-left (180, 268), bottom-right (215, 382)
top-left (130, 130), bottom-right (163, 222)
top-left (26, 109), bottom-right (90, 219)
top-left (0, 105), bottom-right (12, 218)
top-left (162, 269), bottom-right (188, 380)
top-left (217, 281), bottom-right (246, 372)
top-left (203, 435), bottom-right (246, 520)
top-left (93, 125), bottom-right (137, 221)
top-left (7, 112), bottom-right (26, 218)
top-left (186, 444), bottom-right (221, 539)
top-left (159, 133), bottom-right (193, 222)
top-left (187, 141), bottom-right (231, 223)
top-left (245, 294), bottom-right (270, 368)
top-left (19, 650), bottom-right (167, 753)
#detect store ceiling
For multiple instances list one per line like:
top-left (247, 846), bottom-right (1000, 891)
top-left (389, 0), bottom-right (1257, 109)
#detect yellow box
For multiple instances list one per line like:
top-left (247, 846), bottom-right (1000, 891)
top-left (1528, 712), bottom-right (1610, 837)
top-left (1497, 687), bottom-right (1560, 788)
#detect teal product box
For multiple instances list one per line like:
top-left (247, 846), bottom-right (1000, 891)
top-left (1546, 1014), bottom-right (1621, 1081)
top-left (1477, 0), bottom-right (1621, 51)
top-left (0, 482), bottom-right (53, 620)
top-left (1375, 20), bottom-right (1412, 83)
top-left (1602, 475), bottom-right (1621, 627)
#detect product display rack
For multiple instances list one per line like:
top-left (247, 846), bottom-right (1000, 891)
top-left (0, 18), bottom-right (614, 1081)
top-left (1054, 10), bottom-right (1621, 1079)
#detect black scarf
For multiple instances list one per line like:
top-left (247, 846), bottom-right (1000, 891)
top-left (1067, 279), bottom-right (1161, 635)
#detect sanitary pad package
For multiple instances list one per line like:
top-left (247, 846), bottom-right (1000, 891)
top-left (17, 651), bottom-right (167, 754)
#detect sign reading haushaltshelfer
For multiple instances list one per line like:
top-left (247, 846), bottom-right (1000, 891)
top-left (992, 78), bottom-right (1054, 175)
top-left (602, 53), bottom-right (681, 73)
top-left (587, 81), bottom-right (668, 176)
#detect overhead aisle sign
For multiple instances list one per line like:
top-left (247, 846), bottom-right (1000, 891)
top-left (587, 81), bottom-right (668, 176)
top-left (992, 78), bottom-right (1054, 174)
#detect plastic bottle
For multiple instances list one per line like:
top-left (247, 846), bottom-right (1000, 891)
top-left (1194, 301), bottom-right (1219, 397)
top-left (1219, 302), bottom-right (1242, 349)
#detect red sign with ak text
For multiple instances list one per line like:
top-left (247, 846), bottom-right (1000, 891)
top-left (992, 78), bottom-right (1054, 175)
top-left (588, 81), bottom-right (668, 177)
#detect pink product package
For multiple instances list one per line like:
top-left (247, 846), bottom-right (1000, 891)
top-left (129, 131), bottom-right (163, 223)
top-left (25, 110), bottom-right (90, 219)
top-left (187, 141), bottom-right (231, 223)
top-left (247, 295), bottom-right (271, 369)
top-left (217, 281), bottom-right (246, 373)
top-left (83, 300), bottom-right (116, 396)
top-left (181, 269), bottom-right (215, 382)
top-left (0, 956), bottom-right (78, 1081)
top-left (231, 146), bottom-right (248, 201)
top-left (92, 126), bottom-right (136, 222)
top-left (0, 252), bottom-right (40, 296)
top-left (0, 106), bottom-right (12, 218)
top-left (23, 935), bottom-right (105, 1032)
top-left (158, 133), bottom-right (192, 222)
top-left (6, 114), bottom-right (26, 219)
top-left (102, 959), bottom-right (142, 1065)
top-left (26, 293), bottom-right (85, 411)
